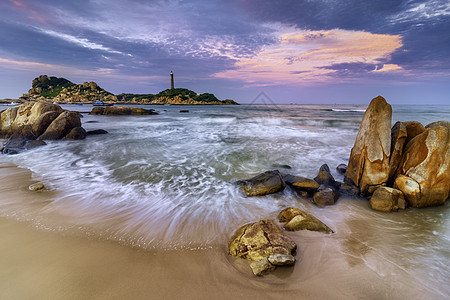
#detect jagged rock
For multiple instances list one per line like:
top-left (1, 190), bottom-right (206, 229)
top-left (403, 121), bottom-right (425, 146)
top-left (336, 164), bottom-right (347, 174)
top-left (268, 254), bottom-right (295, 266)
top-left (278, 207), bottom-right (333, 233)
top-left (312, 186), bottom-right (339, 207)
top-left (228, 219), bottom-right (296, 261)
top-left (29, 183), bottom-right (47, 191)
top-left (283, 174), bottom-right (319, 191)
top-left (250, 258), bottom-right (276, 276)
top-left (369, 187), bottom-right (405, 212)
top-left (314, 164), bottom-right (336, 186)
top-left (388, 122), bottom-right (408, 185)
top-left (38, 111), bottom-right (82, 140)
top-left (236, 170), bottom-right (286, 196)
top-left (89, 106), bottom-right (158, 115)
top-left (394, 126), bottom-right (449, 207)
top-left (86, 129), bottom-right (108, 135)
top-left (337, 182), bottom-right (360, 196)
top-left (345, 96), bottom-right (392, 196)
top-left (63, 127), bottom-right (87, 140)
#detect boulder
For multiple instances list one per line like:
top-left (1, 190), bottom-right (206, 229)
top-left (337, 182), bottom-right (360, 196)
top-left (336, 164), bottom-right (347, 174)
top-left (0, 102), bottom-right (63, 139)
top-left (283, 174), bottom-right (319, 191)
top-left (63, 127), bottom-right (87, 140)
top-left (29, 183), bottom-right (47, 191)
top-left (394, 126), bottom-right (449, 207)
top-left (393, 175), bottom-right (421, 206)
top-left (314, 164), bottom-right (336, 187)
top-left (236, 170), bottom-right (286, 196)
top-left (278, 207), bottom-right (333, 233)
top-left (228, 219), bottom-right (297, 261)
top-left (38, 111), bottom-right (82, 140)
top-left (268, 254), bottom-right (295, 266)
top-left (403, 121), bottom-right (425, 146)
top-left (86, 129), bottom-right (108, 135)
top-left (425, 121), bottom-right (450, 131)
top-left (388, 122), bottom-right (408, 185)
top-left (345, 96), bottom-right (392, 195)
top-left (369, 187), bottom-right (405, 212)
top-left (89, 106), bottom-right (158, 115)
top-left (312, 186), bottom-right (339, 207)
top-left (250, 258), bottom-right (276, 276)
top-left (2, 139), bottom-right (46, 154)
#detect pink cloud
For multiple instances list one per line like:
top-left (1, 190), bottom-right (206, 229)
top-left (214, 28), bottom-right (404, 86)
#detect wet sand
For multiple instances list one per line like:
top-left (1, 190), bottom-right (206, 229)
top-left (0, 164), bottom-right (447, 299)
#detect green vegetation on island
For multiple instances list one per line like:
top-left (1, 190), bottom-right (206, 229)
top-left (21, 75), bottom-right (239, 105)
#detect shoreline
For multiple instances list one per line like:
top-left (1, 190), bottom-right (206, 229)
top-left (0, 162), bottom-right (446, 299)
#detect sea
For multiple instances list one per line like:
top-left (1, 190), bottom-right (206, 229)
top-left (0, 102), bottom-right (449, 299)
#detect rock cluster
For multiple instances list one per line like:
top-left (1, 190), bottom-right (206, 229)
top-left (344, 96), bottom-right (449, 209)
top-left (0, 101), bottom-right (86, 153)
top-left (228, 208), bottom-right (332, 276)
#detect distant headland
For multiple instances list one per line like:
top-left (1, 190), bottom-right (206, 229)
top-left (9, 74), bottom-right (239, 105)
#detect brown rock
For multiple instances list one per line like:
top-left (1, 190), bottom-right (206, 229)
top-left (268, 254), bottom-right (295, 266)
top-left (228, 219), bottom-right (297, 261)
top-left (283, 174), bottom-right (319, 191)
top-left (314, 164), bottom-right (336, 186)
top-left (250, 258), bottom-right (276, 276)
top-left (312, 186), bottom-right (339, 207)
top-left (395, 126), bottom-right (449, 207)
top-left (345, 96), bottom-right (392, 195)
top-left (338, 182), bottom-right (360, 196)
top-left (278, 207), bottom-right (333, 233)
top-left (388, 122), bottom-right (408, 185)
top-left (38, 111), bottom-right (81, 140)
top-left (63, 127), bottom-right (87, 140)
top-left (89, 106), bottom-right (157, 115)
top-left (336, 164), bottom-right (347, 174)
top-left (425, 121), bottom-right (450, 132)
top-left (403, 121), bottom-right (425, 146)
top-left (369, 187), bottom-right (405, 212)
top-left (393, 175), bottom-right (420, 205)
top-left (237, 170), bottom-right (286, 196)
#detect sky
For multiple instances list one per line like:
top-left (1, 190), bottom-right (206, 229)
top-left (0, 0), bottom-right (449, 104)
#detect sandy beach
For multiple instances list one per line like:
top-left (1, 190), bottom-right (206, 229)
top-left (1, 163), bottom-right (447, 300)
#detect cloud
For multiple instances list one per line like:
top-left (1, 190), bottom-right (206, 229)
top-left (372, 64), bottom-right (403, 73)
top-left (38, 28), bottom-right (126, 55)
top-left (214, 26), bottom-right (403, 86)
top-left (8, 0), bottom-right (47, 24)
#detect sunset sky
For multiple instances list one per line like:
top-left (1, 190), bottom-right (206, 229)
top-left (0, 0), bottom-right (449, 104)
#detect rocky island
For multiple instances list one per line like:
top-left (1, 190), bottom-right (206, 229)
top-left (17, 75), bottom-right (238, 105)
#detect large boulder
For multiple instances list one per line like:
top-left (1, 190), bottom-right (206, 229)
top-left (38, 111), bottom-right (82, 140)
top-left (236, 170), bottom-right (286, 196)
top-left (228, 219), bottom-right (296, 261)
top-left (369, 187), bottom-right (406, 212)
top-left (394, 126), bottom-right (449, 207)
top-left (278, 207), bottom-right (333, 233)
top-left (388, 122), bottom-right (408, 185)
top-left (393, 175), bottom-right (421, 206)
top-left (403, 121), bottom-right (425, 146)
top-left (0, 102), bottom-right (63, 139)
top-left (89, 106), bottom-right (158, 115)
top-left (345, 96), bottom-right (392, 195)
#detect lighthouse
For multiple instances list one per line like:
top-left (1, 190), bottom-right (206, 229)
top-left (170, 71), bottom-right (174, 90)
